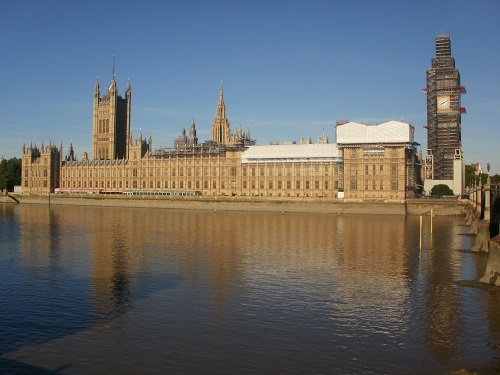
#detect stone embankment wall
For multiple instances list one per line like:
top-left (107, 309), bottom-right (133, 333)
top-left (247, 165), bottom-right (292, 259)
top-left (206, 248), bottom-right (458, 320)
top-left (11, 194), bottom-right (470, 216)
top-left (1, 195), bottom-right (19, 204)
top-left (405, 198), bottom-right (469, 216)
top-left (0, 196), bottom-right (11, 204)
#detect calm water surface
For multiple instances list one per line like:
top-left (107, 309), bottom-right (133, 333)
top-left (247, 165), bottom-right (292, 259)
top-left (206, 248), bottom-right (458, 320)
top-left (1, 204), bottom-right (499, 374)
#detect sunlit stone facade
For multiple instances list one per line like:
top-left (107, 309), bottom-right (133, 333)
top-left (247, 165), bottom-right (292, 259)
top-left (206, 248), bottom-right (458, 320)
top-left (336, 120), bottom-right (420, 200)
top-left (21, 142), bottom-right (61, 195)
top-left (21, 76), bottom-right (420, 200)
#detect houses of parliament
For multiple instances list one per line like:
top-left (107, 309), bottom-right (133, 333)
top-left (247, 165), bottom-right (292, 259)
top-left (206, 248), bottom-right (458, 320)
top-left (21, 73), bottom-right (421, 201)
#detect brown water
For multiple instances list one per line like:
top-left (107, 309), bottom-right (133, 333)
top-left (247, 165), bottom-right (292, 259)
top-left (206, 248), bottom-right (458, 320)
top-left (1, 204), bottom-right (499, 374)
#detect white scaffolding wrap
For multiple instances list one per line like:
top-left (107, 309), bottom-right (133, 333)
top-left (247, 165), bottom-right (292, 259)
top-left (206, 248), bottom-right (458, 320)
top-left (336, 121), bottom-right (415, 144)
top-left (241, 143), bottom-right (340, 163)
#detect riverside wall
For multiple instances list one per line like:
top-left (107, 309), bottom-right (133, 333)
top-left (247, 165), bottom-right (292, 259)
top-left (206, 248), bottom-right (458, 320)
top-left (8, 194), bottom-right (470, 216)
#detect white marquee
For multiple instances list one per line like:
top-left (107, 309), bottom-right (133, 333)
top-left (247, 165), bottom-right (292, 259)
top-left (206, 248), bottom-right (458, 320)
top-left (336, 121), bottom-right (415, 144)
top-left (241, 143), bottom-right (340, 163)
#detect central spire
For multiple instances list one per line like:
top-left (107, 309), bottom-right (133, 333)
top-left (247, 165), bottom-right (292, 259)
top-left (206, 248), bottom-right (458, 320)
top-left (211, 82), bottom-right (231, 144)
top-left (216, 81), bottom-right (226, 119)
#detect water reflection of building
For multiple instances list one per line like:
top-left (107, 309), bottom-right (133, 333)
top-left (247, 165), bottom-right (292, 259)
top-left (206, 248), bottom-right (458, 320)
top-left (83, 208), bottom-right (244, 317)
top-left (422, 219), bottom-right (463, 364)
top-left (177, 211), bottom-right (243, 313)
top-left (19, 205), bottom-right (59, 270)
top-left (13, 206), bottom-right (500, 369)
top-left (235, 213), bottom-right (409, 279)
top-left (89, 215), bottom-right (131, 321)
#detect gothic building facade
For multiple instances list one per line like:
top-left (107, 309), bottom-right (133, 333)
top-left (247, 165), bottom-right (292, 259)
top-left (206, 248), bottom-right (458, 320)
top-left (21, 74), bottom-right (420, 200)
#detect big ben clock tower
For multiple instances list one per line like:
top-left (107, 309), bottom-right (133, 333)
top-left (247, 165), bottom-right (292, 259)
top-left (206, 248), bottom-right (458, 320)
top-left (424, 34), bottom-right (466, 182)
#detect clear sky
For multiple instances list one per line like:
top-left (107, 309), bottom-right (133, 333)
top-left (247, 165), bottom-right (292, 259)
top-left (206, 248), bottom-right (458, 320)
top-left (1, 0), bottom-right (499, 173)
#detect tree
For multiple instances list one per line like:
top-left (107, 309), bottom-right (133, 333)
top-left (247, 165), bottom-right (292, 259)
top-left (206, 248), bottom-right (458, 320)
top-left (465, 165), bottom-right (479, 188)
top-left (431, 184), bottom-right (454, 197)
top-left (464, 165), bottom-right (497, 187)
top-left (0, 157), bottom-right (22, 191)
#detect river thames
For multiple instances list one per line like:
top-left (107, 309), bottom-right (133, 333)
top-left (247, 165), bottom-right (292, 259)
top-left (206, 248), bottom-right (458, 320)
top-left (1, 204), bottom-right (499, 374)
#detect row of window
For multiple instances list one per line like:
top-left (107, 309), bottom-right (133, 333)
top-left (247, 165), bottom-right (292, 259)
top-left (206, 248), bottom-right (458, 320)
top-left (349, 180), bottom-right (398, 190)
top-left (25, 169), bottom-right (48, 177)
top-left (347, 148), bottom-right (400, 158)
top-left (349, 164), bottom-right (398, 176)
top-left (61, 164), bottom-right (343, 179)
top-left (61, 179), bottom-right (341, 191)
top-left (24, 180), bottom-right (47, 188)
top-left (98, 120), bottom-right (127, 135)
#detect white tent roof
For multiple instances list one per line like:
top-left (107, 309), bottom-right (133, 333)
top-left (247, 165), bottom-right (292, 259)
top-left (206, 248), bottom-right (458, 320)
top-left (241, 143), bottom-right (340, 163)
top-left (336, 121), bottom-right (415, 144)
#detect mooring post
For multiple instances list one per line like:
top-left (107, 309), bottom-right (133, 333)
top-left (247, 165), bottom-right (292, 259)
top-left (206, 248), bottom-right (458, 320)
top-left (430, 209), bottom-right (433, 234)
top-left (420, 215), bottom-right (423, 250)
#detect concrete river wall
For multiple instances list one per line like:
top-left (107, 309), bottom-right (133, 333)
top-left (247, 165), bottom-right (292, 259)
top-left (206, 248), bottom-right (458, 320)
top-left (10, 194), bottom-right (469, 216)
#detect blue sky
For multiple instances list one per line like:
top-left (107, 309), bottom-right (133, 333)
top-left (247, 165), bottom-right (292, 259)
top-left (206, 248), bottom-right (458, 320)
top-left (1, 0), bottom-right (499, 173)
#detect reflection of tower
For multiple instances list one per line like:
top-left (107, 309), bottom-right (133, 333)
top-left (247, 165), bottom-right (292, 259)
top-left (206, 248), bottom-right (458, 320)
top-left (92, 69), bottom-right (132, 160)
top-left (174, 211), bottom-right (243, 314)
top-left (423, 220), bottom-right (461, 364)
top-left (425, 35), bottom-right (465, 181)
top-left (90, 217), bottom-right (131, 321)
top-left (210, 83), bottom-right (231, 145)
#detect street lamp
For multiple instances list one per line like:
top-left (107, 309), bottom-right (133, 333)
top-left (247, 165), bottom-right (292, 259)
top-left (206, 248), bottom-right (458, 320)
top-left (487, 162), bottom-right (491, 185)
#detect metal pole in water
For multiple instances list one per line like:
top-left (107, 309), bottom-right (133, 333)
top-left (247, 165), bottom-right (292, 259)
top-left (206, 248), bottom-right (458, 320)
top-left (420, 215), bottom-right (423, 250)
top-left (430, 209), bottom-right (433, 234)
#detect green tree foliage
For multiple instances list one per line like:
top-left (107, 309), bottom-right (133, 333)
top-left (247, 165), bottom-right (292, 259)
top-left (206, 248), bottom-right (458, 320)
top-left (0, 158), bottom-right (22, 191)
top-left (465, 165), bottom-right (499, 187)
top-left (431, 184), bottom-right (454, 197)
top-left (465, 165), bottom-right (479, 188)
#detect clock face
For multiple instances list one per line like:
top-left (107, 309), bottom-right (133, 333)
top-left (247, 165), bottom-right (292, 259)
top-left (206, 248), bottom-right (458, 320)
top-left (437, 95), bottom-right (451, 110)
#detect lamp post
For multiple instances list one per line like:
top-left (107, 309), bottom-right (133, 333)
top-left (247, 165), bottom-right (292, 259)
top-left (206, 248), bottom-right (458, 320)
top-left (487, 162), bottom-right (491, 185)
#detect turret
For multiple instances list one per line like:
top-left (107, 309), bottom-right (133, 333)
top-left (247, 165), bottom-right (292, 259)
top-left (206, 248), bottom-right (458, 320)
top-left (125, 78), bottom-right (132, 159)
top-left (188, 119), bottom-right (198, 146)
top-left (109, 76), bottom-right (117, 98)
top-left (94, 77), bottom-right (100, 101)
top-left (126, 78), bottom-right (131, 97)
top-left (210, 82), bottom-right (231, 144)
top-left (218, 82), bottom-right (225, 118)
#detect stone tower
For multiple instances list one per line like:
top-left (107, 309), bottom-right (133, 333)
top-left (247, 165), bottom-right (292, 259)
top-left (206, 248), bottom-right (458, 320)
top-left (425, 35), bottom-right (465, 180)
top-left (188, 119), bottom-right (198, 146)
top-left (21, 141), bottom-right (61, 194)
top-left (92, 73), bottom-right (131, 160)
top-left (210, 83), bottom-right (231, 144)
